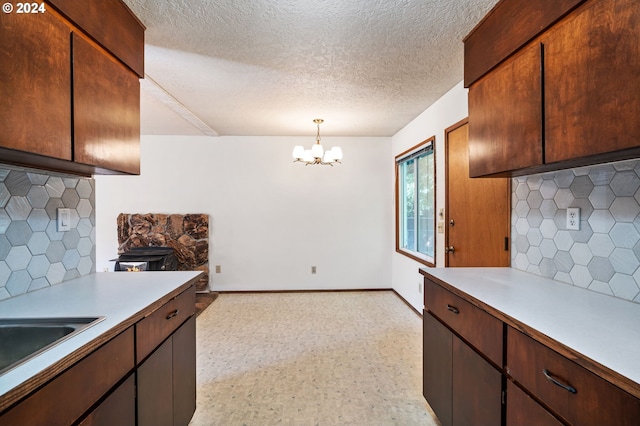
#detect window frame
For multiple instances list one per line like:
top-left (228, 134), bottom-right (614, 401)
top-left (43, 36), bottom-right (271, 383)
top-left (395, 136), bottom-right (436, 267)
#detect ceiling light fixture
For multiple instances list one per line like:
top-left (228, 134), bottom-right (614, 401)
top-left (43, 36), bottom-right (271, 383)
top-left (292, 119), bottom-right (343, 166)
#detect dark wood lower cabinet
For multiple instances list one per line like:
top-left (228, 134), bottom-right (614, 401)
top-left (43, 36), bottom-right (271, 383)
top-left (423, 311), bottom-right (501, 426)
top-left (423, 311), bottom-right (453, 426)
top-left (452, 337), bottom-right (502, 426)
top-left (79, 374), bottom-right (136, 426)
top-left (138, 315), bottom-right (197, 426)
top-left (506, 380), bottom-right (562, 426)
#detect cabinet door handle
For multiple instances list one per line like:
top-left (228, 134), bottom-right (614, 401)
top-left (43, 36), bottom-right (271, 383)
top-left (447, 304), bottom-right (460, 314)
top-left (166, 309), bottom-right (179, 320)
top-left (542, 369), bottom-right (576, 394)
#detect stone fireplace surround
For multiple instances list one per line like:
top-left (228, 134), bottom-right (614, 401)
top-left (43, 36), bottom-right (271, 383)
top-left (117, 213), bottom-right (209, 292)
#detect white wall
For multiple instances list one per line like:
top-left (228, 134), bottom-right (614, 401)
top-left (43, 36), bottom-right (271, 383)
top-left (391, 81), bottom-right (469, 311)
top-left (95, 135), bottom-right (393, 291)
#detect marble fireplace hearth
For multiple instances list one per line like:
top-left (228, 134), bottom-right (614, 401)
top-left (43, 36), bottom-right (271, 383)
top-left (117, 213), bottom-right (210, 292)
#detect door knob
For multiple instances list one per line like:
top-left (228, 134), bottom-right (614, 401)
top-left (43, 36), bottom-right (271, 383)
top-left (449, 219), bottom-right (455, 226)
top-left (445, 246), bottom-right (455, 253)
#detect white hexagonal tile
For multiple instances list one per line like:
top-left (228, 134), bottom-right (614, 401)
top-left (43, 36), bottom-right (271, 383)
top-left (0, 287), bottom-right (10, 301)
top-left (27, 255), bottom-right (50, 279)
top-left (527, 228), bottom-right (543, 247)
top-left (588, 280), bottom-right (614, 296)
top-left (610, 223), bottom-right (640, 249)
top-left (514, 235), bottom-right (529, 254)
top-left (527, 191), bottom-right (543, 209)
top-left (46, 262), bottom-right (66, 285)
top-left (540, 179), bottom-right (559, 200)
top-left (513, 253), bottom-right (529, 271)
top-left (588, 233), bottom-right (615, 257)
top-left (5, 171), bottom-right (31, 196)
top-left (588, 210), bottom-right (615, 233)
top-left (6, 270), bottom-right (30, 296)
top-left (26, 186), bottom-right (49, 208)
top-left (554, 250), bottom-right (574, 273)
top-left (539, 219), bottom-right (558, 239)
top-left (77, 199), bottom-right (93, 218)
top-left (6, 221), bottom-right (32, 245)
top-left (28, 277), bottom-right (50, 292)
top-left (570, 242), bottom-right (593, 266)
top-left (26, 172), bottom-right (48, 185)
top-left (27, 208), bottom-right (50, 232)
top-left (570, 265), bottom-right (592, 288)
top-left (610, 197), bottom-right (640, 222)
top-left (45, 177), bottom-right (65, 198)
top-left (570, 175), bottom-right (594, 199)
top-left (588, 164), bottom-right (616, 185)
top-left (554, 230), bottom-right (574, 251)
top-left (554, 170), bottom-right (575, 188)
top-left (540, 200), bottom-right (558, 219)
top-left (539, 239), bottom-right (558, 259)
top-left (27, 232), bottom-right (51, 256)
top-left (515, 200), bottom-right (529, 218)
top-left (609, 273), bottom-right (640, 300)
top-left (6, 246), bottom-right (31, 270)
top-left (77, 238), bottom-right (93, 256)
top-left (589, 185), bottom-right (616, 209)
top-left (77, 218), bottom-right (93, 237)
top-left (515, 180), bottom-right (529, 200)
top-left (0, 261), bottom-right (10, 285)
top-left (554, 271), bottom-right (572, 284)
top-left (526, 175), bottom-right (543, 190)
top-left (588, 256), bottom-right (615, 282)
top-left (515, 217), bottom-right (529, 236)
top-left (76, 179), bottom-right (93, 199)
top-left (526, 246), bottom-right (542, 265)
top-left (554, 189), bottom-right (574, 209)
top-left (78, 256), bottom-right (93, 275)
top-left (62, 249), bottom-right (81, 269)
top-left (610, 248), bottom-right (640, 275)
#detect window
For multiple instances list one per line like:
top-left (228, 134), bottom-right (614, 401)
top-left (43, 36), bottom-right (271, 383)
top-left (395, 137), bottom-right (435, 266)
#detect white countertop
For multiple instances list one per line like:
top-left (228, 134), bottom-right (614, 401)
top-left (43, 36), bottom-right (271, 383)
top-left (421, 267), bottom-right (640, 394)
top-left (0, 271), bottom-right (201, 403)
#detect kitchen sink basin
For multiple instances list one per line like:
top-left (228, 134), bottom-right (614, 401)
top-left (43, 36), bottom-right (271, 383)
top-left (0, 317), bottom-right (105, 375)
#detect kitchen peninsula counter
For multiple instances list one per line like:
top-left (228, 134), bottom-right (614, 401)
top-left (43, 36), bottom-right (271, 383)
top-left (420, 267), bottom-right (640, 399)
top-left (0, 270), bottom-right (202, 412)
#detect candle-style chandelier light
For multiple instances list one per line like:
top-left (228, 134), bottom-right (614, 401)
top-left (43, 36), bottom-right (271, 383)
top-left (292, 119), bottom-right (343, 166)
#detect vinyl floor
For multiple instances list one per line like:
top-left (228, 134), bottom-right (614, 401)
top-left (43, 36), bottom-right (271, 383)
top-left (190, 291), bottom-right (440, 426)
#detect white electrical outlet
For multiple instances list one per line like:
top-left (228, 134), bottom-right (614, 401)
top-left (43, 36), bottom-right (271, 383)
top-left (566, 207), bottom-right (580, 230)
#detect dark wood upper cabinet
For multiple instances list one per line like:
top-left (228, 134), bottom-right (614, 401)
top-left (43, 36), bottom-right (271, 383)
top-left (0, 11), bottom-right (72, 161)
top-left (0, 1), bottom-right (143, 176)
top-left (468, 43), bottom-right (543, 177)
top-left (543, 0), bottom-right (640, 164)
top-left (466, 0), bottom-right (640, 177)
top-left (73, 34), bottom-right (141, 175)
top-left (47, 0), bottom-right (145, 77)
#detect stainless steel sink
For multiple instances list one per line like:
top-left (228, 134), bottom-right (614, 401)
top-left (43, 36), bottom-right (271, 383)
top-left (0, 317), bottom-right (105, 375)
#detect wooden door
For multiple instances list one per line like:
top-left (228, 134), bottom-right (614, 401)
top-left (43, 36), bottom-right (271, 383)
top-left (468, 43), bottom-right (543, 177)
top-left (445, 120), bottom-right (510, 267)
top-left (138, 338), bottom-right (173, 426)
top-left (544, 0), bottom-right (640, 163)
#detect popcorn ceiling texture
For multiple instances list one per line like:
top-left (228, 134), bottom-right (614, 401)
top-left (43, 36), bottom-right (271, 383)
top-left (512, 159), bottom-right (640, 304)
top-left (0, 166), bottom-right (96, 300)
top-left (122, 0), bottom-right (499, 136)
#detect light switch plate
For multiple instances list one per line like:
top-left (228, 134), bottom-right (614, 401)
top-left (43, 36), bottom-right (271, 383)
top-left (57, 208), bottom-right (71, 232)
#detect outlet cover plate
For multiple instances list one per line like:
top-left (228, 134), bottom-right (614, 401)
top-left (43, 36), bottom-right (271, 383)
top-left (567, 207), bottom-right (580, 230)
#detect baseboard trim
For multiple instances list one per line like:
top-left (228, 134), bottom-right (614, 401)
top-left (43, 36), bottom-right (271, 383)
top-left (215, 288), bottom-right (423, 318)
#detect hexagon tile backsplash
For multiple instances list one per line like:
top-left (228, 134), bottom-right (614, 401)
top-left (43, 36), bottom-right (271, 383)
top-left (512, 159), bottom-right (640, 304)
top-left (0, 165), bottom-right (96, 300)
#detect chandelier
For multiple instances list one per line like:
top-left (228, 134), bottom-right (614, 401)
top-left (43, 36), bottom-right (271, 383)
top-left (292, 119), bottom-right (343, 166)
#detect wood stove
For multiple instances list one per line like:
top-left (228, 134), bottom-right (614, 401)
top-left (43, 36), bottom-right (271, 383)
top-left (112, 247), bottom-right (178, 272)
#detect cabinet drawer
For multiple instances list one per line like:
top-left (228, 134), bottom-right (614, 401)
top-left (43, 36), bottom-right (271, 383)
top-left (0, 327), bottom-right (134, 425)
top-left (424, 279), bottom-right (502, 365)
top-left (506, 327), bottom-right (640, 425)
top-left (136, 285), bottom-right (195, 364)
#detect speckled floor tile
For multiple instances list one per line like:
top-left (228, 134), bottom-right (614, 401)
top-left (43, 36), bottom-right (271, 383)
top-left (190, 291), bottom-right (439, 426)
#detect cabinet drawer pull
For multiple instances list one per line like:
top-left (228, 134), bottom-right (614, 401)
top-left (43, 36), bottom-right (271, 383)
top-left (447, 304), bottom-right (460, 314)
top-left (166, 309), bottom-right (179, 320)
top-left (542, 369), bottom-right (576, 394)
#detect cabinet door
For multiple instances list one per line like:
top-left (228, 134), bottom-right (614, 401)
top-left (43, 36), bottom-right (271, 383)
top-left (79, 374), bottom-right (136, 426)
top-left (0, 10), bottom-right (71, 160)
top-left (506, 380), bottom-right (562, 426)
top-left (468, 42), bottom-right (543, 177)
top-left (138, 338), bottom-right (174, 426)
top-left (173, 316), bottom-right (196, 426)
top-left (452, 336), bottom-right (502, 426)
top-left (72, 33), bottom-right (140, 174)
top-left (544, 0), bottom-right (640, 163)
top-left (423, 312), bottom-right (453, 426)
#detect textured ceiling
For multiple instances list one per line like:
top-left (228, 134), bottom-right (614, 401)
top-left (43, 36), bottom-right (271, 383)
top-left (122, 0), bottom-right (500, 137)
